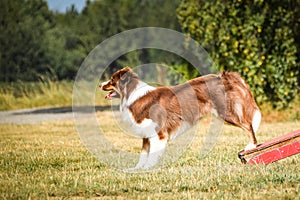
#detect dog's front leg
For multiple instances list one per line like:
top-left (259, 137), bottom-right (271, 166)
top-left (125, 138), bottom-right (150, 171)
top-left (142, 135), bottom-right (167, 169)
top-left (133, 138), bottom-right (150, 169)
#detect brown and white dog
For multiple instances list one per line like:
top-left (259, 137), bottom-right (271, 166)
top-left (100, 67), bottom-right (261, 169)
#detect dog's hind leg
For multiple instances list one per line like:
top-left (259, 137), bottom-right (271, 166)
top-left (244, 130), bottom-right (258, 151)
top-left (251, 109), bottom-right (261, 137)
top-left (223, 104), bottom-right (261, 151)
top-left (245, 109), bottom-right (261, 151)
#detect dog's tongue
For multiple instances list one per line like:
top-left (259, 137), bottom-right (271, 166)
top-left (105, 91), bottom-right (117, 100)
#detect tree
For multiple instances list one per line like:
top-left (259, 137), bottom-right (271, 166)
top-left (0, 0), bottom-right (183, 82)
top-left (73, 0), bottom-right (183, 77)
top-left (0, 0), bottom-right (54, 81)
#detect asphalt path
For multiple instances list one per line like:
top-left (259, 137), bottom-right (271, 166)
top-left (0, 106), bottom-right (116, 124)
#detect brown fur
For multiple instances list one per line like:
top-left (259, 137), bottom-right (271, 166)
top-left (100, 67), bottom-right (260, 145)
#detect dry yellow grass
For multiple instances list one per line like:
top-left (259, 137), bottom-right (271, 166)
top-left (1, 110), bottom-right (299, 199)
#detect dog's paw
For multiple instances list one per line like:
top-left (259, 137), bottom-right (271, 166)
top-left (123, 164), bottom-right (146, 172)
top-left (123, 166), bottom-right (140, 173)
top-left (244, 143), bottom-right (257, 151)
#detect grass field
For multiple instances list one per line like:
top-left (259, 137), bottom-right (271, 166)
top-left (0, 110), bottom-right (299, 199)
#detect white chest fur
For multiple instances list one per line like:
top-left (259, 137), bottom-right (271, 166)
top-left (120, 81), bottom-right (157, 138)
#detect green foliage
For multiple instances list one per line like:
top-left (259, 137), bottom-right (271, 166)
top-left (77, 0), bottom-right (182, 74)
top-left (177, 0), bottom-right (300, 108)
top-left (169, 63), bottom-right (200, 84)
top-left (0, 0), bottom-right (54, 81)
top-left (0, 0), bottom-right (181, 82)
top-left (2, 0), bottom-right (299, 108)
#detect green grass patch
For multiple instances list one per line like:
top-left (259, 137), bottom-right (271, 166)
top-left (0, 80), bottom-right (110, 111)
top-left (0, 80), bottom-right (73, 111)
top-left (0, 113), bottom-right (299, 199)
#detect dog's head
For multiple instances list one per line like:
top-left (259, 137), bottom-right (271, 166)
top-left (99, 67), bottom-right (139, 99)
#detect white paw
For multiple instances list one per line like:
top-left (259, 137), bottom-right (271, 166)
top-left (123, 166), bottom-right (142, 173)
top-left (244, 143), bottom-right (257, 151)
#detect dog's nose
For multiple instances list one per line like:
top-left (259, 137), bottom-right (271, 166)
top-left (99, 83), bottom-right (103, 89)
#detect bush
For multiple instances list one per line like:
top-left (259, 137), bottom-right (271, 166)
top-left (177, 0), bottom-right (300, 108)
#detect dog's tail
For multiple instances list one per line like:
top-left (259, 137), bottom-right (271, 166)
top-left (220, 71), bottom-right (250, 90)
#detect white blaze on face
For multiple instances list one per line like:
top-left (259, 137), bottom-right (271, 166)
top-left (100, 81), bottom-right (109, 90)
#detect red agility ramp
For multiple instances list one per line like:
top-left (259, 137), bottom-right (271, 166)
top-left (238, 129), bottom-right (300, 164)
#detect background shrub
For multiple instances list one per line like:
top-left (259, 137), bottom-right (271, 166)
top-left (177, 0), bottom-right (300, 108)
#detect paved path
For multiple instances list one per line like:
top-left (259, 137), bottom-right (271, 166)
top-left (0, 106), bottom-right (115, 124)
top-left (0, 107), bottom-right (75, 124)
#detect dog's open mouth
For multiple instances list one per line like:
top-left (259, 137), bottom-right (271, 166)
top-left (105, 91), bottom-right (119, 100)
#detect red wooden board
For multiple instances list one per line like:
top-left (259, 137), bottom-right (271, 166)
top-left (247, 141), bottom-right (300, 164)
top-left (238, 129), bottom-right (300, 164)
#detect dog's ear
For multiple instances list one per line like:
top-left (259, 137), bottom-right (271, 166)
top-left (123, 66), bottom-right (131, 71)
top-left (120, 72), bottom-right (129, 81)
top-left (119, 67), bottom-right (130, 80)
top-left (119, 67), bottom-right (136, 81)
